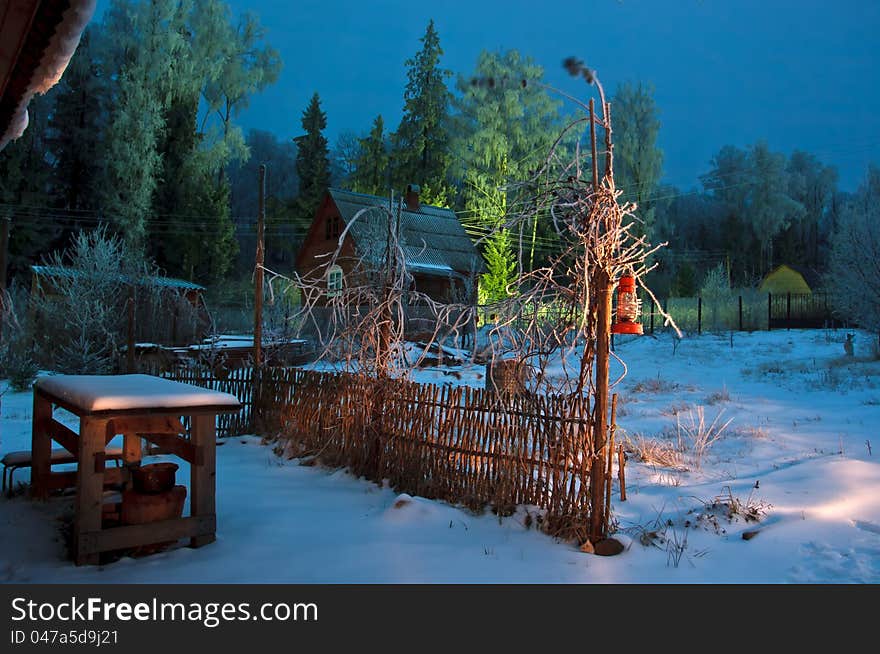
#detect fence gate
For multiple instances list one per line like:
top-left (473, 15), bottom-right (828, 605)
top-left (768, 292), bottom-right (833, 329)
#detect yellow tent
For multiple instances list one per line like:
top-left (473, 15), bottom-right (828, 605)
top-left (758, 264), bottom-right (813, 295)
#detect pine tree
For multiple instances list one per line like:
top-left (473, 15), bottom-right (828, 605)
top-left (292, 93), bottom-right (330, 240)
top-left (479, 230), bottom-right (517, 305)
top-left (454, 50), bottom-right (562, 271)
top-left (0, 93), bottom-right (60, 281)
top-left (352, 115), bottom-right (389, 196)
top-left (46, 28), bottom-right (104, 214)
top-left (391, 20), bottom-right (452, 192)
top-left (149, 87), bottom-right (239, 283)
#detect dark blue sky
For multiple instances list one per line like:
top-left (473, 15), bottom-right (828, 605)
top-left (97, 0), bottom-right (880, 191)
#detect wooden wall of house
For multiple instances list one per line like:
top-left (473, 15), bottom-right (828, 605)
top-left (295, 197), bottom-right (358, 306)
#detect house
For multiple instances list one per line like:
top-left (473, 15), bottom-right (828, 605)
top-left (758, 264), bottom-right (822, 296)
top-left (295, 186), bottom-right (485, 306)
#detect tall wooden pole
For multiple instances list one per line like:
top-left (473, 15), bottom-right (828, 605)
top-left (603, 102), bottom-right (613, 183)
top-left (589, 99), bottom-right (599, 191)
top-left (590, 274), bottom-right (613, 543)
top-left (254, 164), bottom-right (266, 369)
top-left (126, 285), bottom-right (136, 373)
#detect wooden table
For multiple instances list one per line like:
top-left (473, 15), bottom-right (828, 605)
top-left (31, 374), bottom-right (241, 565)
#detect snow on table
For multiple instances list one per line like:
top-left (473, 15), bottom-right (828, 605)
top-left (34, 374), bottom-right (240, 413)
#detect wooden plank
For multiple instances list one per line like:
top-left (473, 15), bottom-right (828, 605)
top-left (31, 393), bottom-right (53, 500)
top-left (140, 433), bottom-right (199, 464)
top-left (110, 416), bottom-right (186, 437)
top-left (74, 418), bottom-right (109, 566)
top-left (47, 418), bottom-right (78, 455)
top-left (122, 433), bottom-right (142, 465)
top-left (79, 515), bottom-right (216, 554)
top-left (189, 414), bottom-right (216, 547)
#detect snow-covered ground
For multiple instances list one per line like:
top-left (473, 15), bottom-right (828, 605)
top-left (2, 328), bottom-right (879, 583)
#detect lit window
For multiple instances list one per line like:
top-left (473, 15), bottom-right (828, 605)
top-left (327, 265), bottom-right (343, 297)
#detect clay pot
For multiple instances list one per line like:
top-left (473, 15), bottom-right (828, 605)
top-left (121, 485), bottom-right (187, 525)
top-left (131, 462), bottom-right (178, 494)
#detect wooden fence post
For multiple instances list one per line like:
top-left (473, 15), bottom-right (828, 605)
top-left (697, 296), bottom-right (702, 335)
top-left (786, 292), bottom-right (791, 329)
top-left (738, 295), bottom-right (743, 331)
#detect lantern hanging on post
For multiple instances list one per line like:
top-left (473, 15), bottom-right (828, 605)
top-left (611, 272), bottom-right (643, 335)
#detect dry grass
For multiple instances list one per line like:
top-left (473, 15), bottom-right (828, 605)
top-left (660, 402), bottom-right (691, 417)
top-left (705, 386), bottom-right (730, 405)
top-left (690, 486), bottom-right (770, 534)
top-left (632, 376), bottom-right (680, 394)
top-left (624, 434), bottom-right (688, 471)
top-left (673, 406), bottom-right (732, 470)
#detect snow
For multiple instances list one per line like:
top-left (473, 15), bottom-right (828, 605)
top-left (180, 335), bottom-right (307, 351)
top-left (2, 328), bottom-right (879, 582)
top-left (0, 0), bottom-right (96, 150)
top-left (34, 374), bottom-right (240, 412)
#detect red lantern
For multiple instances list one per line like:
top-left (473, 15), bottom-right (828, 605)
top-left (611, 273), bottom-right (643, 335)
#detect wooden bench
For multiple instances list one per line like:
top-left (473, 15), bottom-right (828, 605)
top-left (2, 447), bottom-right (124, 495)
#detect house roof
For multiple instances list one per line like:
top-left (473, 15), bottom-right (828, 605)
top-left (0, 0), bottom-right (96, 150)
top-left (31, 265), bottom-right (206, 291)
top-left (327, 188), bottom-right (486, 277)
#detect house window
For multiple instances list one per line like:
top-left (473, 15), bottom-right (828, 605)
top-left (327, 265), bottom-right (343, 297)
top-left (326, 215), bottom-right (342, 240)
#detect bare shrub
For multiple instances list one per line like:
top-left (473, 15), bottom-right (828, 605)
top-left (0, 286), bottom-right (38, 391)
top-left (31, 228), bottom-right (157, 374)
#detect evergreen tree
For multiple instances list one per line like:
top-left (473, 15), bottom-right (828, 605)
top-left (291, 93), bottom-right (330, 247)
top-left (454, 50), bottom-right (562, 271)
top-left (0, 94), bottom-right (60, 281)
top-left (352, 115), bottom-right (389, 196)
top-left (479, 230), bottom-right (517, 305)
top-left (391, 20), bottom-right (452, 192)
top-left (46, 28), bottom-right (104, 214)
top-left (227, 129), bottom-right (298, 274)
top-left (612, 81), bottom-right (663, 239)
top-left (149, 92), bottom-right (237, 282)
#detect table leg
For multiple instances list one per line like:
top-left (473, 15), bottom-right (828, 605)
top-left (30, 392), bottom-right (52, 499)
top-left (190, 414), bottom-right (216, 547)
top-left (74, 417), bottom-right (107, 566)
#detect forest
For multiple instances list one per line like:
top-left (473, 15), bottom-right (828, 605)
top-left (1, 0), bottom-right (878, 332)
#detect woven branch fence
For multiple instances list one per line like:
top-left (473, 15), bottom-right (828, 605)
top-left (275, 370), bottom-right (595, 529)
top-left (156, 365), bottom-right (602, 535)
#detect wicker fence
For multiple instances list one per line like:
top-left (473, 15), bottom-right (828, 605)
top-left (160, 365), bottom-right (598, 527)
top-left (276, 369), bottom-right (595, 524)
